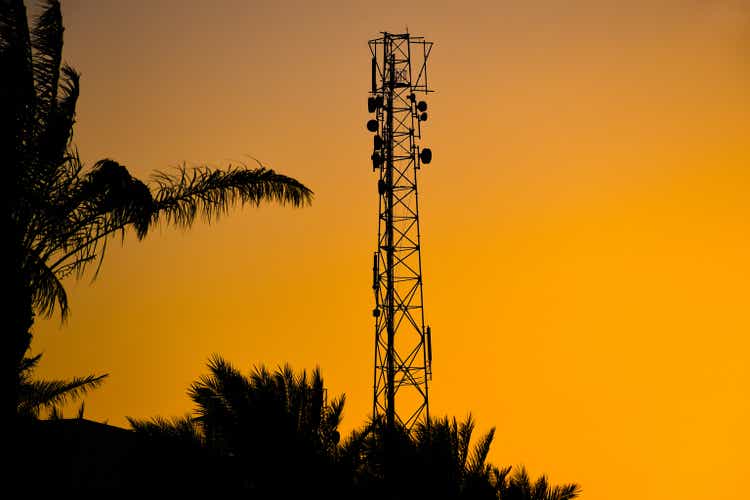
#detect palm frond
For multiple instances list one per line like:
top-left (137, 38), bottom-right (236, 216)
top-left (532, 474), bottom-right (549, 500)
top-left (503, 465), bottom-right (580, 500)
top-left (42, 159), bottom-right (154, 282)
top-left (18, 372), bottom-right (107, 417)
top-left (457, 413), bottom-right (475, 471)
top-left (18, 353), bottom-right (43, 380)
top-left (48, 404), bottom-right (63, 420)
top-left (511, 465), bottom-right (532, 496)
top-left (188, 354), bottom-right (251, 432)
top-left (82, 159), bottom-right (155, 238)
top-left (338, 422), bottom-right (371, 468)
top-left (150, 165), bottom-right (313, 229)
top-left (41, 63), bottom-right (79, 165)
top-left (548, 483), bottom-right (583, 500)
top-left (30, 0), bottom-right (63, 139)
top-left (36, 161), bottom-right (311, 322)
top-left (491, 465), bottom-right (512, 493)
top-left (127, 414), bottom-right (205, 448)
top-left (26, 248), bottom-right (68, 318)
top-left (467, 426), bottom-right (495, 475)
top-left (326, 394), bottom-right (346, 430)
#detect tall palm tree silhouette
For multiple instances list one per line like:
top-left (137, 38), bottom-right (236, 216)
top-left (0, 0), bottom-right (312, 423)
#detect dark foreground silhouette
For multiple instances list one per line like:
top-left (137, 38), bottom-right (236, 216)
top-left (125, 356), bottom-right (580, 498)
top-left (16, 356), bottom-right (580, 497)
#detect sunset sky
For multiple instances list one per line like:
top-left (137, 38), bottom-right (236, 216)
top-left (33, 1), bottom-right (748, 498)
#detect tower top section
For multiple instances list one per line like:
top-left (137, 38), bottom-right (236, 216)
top-left (368, 32), bottom-right (434, 95)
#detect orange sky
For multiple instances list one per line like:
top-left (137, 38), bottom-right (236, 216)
top-left (35, 1), bottom-right (748, 498)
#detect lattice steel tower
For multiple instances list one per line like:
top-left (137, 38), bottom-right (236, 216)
top-left (366, 32), bottom-right (434, 430)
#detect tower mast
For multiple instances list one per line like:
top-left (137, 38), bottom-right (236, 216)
top-left (367, 32), bottom-right (434, 430)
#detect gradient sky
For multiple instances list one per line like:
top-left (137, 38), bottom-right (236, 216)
top-left (33, 1), bottom-right (748, 498)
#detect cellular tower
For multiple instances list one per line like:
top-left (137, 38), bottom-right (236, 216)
top-left (366, 32), bottom-right (434, 430)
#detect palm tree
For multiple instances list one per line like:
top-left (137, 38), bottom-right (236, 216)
top-left (1, 0), bottom-right (312, 423)
top-left (349, 415), bottom-right (419, 498)
top-left (127, 414), bottom-right (218, 490)
top-left (340, 414), bottom-right (497, 499)
top-left (495, 466), bottom-right (581, 500)
top-left (413, 414), bottom-right (500, 499)
top-left (129, 356), bottom-right (346, 493)
top-left (349, 414), bottom-right (581, 500)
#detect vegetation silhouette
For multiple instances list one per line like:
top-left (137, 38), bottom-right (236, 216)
top-left (347, 413), bottom-right (500, 498)
top-left (350, 414), bottom-right (580, 499)
top-left (130, 356), bottom-right (581, 499)
top-left (495, 466), bottom-right (582, 500)
top-left (129, 356), bottom-right (347, 495)
top-left (0, 0), bottom-right (312, 427)
top-left (17, 351), bottom-right (106, 419)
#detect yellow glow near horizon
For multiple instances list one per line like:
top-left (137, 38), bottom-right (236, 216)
top-left (34, 1), bottom-right (748, 498)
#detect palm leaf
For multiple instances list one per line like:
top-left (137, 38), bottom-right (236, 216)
top-left (18, 372), bottom-right (107, 417)
top-left (325, 394), bottom-right (346, 430)
top-left (457, 414), bottom-right (475, 471)
top-left (547, 482), bottom-right (583, 500)
top-left (150, 165), bottom-right (313, 229)
top-left (510, 465), bottom-right (532, 498)
top-left (532, 474), bottom-right (549, 500)
top-left (18, 353), bottom-right (42, 379)
top-left (128, 414), bottom-right (205, 448)
top-left (466, 426), bottom-right (495, 475)
top-left (41, 63), bottom-right (79, 166)
top-left (30, 0), bottom-right (63, 141)
top-left (491, 465), bottom-right (512, 495)
top-left (37, 161), bottom-right (312, 321)
top-left (26, 245), bottom-right (69, 318)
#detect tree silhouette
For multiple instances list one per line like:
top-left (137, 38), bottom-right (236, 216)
top-left (414, 415), bottom-right (500, 499)
top-left (345, 414), bottom-right (581, 500)
top-left (349, 414), bottom-right (499, 499)
top-left (129, 356), bottom-right (345, 494)
top-left (351, 415), bottom-right (419, 498)
top-left (129, 357), bottom-right (582, 497)
top-left (0, 0), bottom-right (312, 424)
top-left (495, 466), bottom-right (582, 500)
